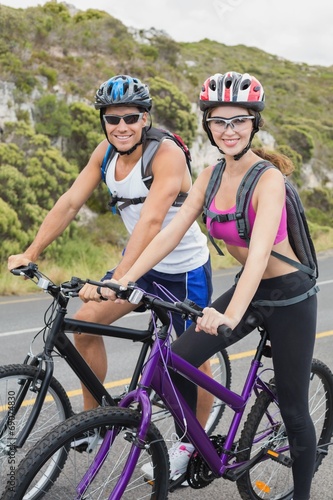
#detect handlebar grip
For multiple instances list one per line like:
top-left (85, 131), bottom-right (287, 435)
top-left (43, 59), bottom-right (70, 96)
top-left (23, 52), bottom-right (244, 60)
top-left (11, 268), bottom-right (25, 276)
top-left (10, 263), bottom-right (37, 278)
top-left (217, 324), bottom-right (232, 337)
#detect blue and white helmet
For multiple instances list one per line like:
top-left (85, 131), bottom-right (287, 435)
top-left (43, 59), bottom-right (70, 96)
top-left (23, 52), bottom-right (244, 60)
top-left (95, 75), bottom-right (152, 111)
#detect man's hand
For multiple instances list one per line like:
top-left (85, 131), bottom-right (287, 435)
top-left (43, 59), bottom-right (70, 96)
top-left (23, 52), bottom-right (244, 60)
top-left (79, 280), bottom-right (122, 303)
top-left (8, 254), bottom-right (32, 272)
top-left (79, 283), bottom-right (106, 303)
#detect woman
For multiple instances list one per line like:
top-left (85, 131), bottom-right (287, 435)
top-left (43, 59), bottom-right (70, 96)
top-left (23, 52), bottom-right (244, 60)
top-left (101, 71), bottom-right (318, 499)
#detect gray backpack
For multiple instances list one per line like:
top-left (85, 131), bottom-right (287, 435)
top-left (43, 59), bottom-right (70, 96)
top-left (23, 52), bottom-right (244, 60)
top-left (202, 159), bottom-right (319, 305)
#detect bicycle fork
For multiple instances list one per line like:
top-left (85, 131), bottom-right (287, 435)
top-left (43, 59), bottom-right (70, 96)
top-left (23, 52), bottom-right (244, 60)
top-left (12, 308), bottom-right (67, 449)
top-left (15, 355), bottom-right (55, 448)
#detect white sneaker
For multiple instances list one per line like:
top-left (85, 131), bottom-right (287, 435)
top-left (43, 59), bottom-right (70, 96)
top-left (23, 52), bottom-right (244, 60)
top-left (71, 428), bottom-right (106, 453)
top-left (141, 442), bottom-right (194, 484)
top-left (169, 442), bottom-right (194, 478)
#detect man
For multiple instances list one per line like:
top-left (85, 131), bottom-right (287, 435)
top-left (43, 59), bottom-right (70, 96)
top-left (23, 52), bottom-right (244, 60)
top-left (8, 74), bottom-right (213, 428)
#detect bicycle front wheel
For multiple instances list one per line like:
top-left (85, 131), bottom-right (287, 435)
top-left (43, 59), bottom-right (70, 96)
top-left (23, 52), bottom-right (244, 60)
top-left (1, 406), bottom-right (169, 500)
top-left (236, 358), bottom-right (333, 500)
top-left (151, 348), bottom-right (231, 442)
top-left (0, 364), bottom-right (72, 494)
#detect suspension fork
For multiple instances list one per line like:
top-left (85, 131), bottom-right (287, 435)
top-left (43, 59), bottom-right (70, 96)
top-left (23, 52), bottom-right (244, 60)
top-left (13, 307), bottom-right (70, 448)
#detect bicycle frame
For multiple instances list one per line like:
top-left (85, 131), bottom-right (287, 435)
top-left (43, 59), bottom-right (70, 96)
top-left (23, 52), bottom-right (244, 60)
top-left (14, 302), bottom-right (156, 448)
top-left (77, 323), bottom-right (277, 498)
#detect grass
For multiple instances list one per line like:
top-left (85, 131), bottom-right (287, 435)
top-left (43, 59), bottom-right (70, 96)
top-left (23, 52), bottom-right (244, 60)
top-left (1, 220), bottom-right (332, 297)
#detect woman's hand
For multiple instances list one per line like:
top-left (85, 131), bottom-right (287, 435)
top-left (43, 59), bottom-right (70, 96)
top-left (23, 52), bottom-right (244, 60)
top-left (195, 307), bottom-right (235, 336)
top-left (78, 280), bottom-right (125, 303)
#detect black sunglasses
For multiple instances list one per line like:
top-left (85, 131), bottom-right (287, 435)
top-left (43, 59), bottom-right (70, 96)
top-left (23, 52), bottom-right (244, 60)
top-left (103, 113), bottom-right (144, 125)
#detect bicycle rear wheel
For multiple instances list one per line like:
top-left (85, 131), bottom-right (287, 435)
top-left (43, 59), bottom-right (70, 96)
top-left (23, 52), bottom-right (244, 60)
top-left (151, 348), bottom-right (231, 442)
top-left (0, 364), bottom-right (72, 494)
top-left (1, 406), bottom-right (169, 500)
top-left (236, 358), bottom-right (333, 500)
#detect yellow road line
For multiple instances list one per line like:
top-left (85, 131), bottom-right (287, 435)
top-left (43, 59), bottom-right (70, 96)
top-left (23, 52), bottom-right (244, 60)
top-left (1, 331), bottom-right (332, 410)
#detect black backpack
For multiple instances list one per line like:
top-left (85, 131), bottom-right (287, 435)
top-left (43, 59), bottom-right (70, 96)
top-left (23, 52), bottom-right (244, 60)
top-left (202, 159), bottom-right (319, 305)
top-left (101, 127), bottom-right (192, 211)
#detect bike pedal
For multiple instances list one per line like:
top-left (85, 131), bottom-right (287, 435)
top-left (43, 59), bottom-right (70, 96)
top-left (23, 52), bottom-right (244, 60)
top-left (169, 473), bottom-right (187, 492)
top-left (266, 449), bottom-right (293, 467)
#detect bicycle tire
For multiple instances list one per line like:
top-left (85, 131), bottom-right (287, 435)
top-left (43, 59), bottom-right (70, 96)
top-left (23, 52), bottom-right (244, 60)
top-left (1, 406), bottom-right (169, 500)
top-left (236, 358), bottom-right (333, 500)
top-left (151, 348), bottom-right (231, 444)
top-left (0, 364), bottom-right (72, 494)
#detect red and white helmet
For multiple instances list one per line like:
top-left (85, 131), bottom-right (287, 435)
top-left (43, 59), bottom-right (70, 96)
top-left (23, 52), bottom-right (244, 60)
top-left (199, 72), bottom-right (265, 111)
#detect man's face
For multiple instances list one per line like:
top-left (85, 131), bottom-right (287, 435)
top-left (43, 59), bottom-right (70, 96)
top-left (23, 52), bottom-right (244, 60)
top-left (103, 105), bottom-right (147, 152)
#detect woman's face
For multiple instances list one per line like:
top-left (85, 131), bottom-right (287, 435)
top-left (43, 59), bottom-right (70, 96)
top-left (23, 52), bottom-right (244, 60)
top-left (206, 105), bottom-right (254, 156)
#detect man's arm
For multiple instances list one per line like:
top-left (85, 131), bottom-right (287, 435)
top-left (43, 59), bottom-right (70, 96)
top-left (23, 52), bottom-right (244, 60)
top-left (8, 140), bottom-right (108, 270)
top-left (112, 139), bottom-right (190, 280)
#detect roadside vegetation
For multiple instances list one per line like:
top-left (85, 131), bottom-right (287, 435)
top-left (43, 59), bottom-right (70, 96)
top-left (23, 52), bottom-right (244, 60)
top-left (0, 2), bottom-right (333, 295)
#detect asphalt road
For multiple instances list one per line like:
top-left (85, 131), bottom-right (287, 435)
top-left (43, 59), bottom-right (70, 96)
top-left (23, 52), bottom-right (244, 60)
top-left (1, 250), bottom-right (333, 499)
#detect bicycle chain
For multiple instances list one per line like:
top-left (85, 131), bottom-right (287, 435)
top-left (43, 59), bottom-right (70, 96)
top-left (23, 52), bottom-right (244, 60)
top-left (187, 435), bottom-right (226, 489)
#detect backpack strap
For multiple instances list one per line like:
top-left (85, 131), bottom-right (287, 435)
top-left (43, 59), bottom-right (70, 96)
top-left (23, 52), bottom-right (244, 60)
top-left (252, 284), bottom-right (319, 307)
top-left (235, 161), bottom-right (273, 243)
top-left (202, 159), bottom-right (227, 256)
top-left (202, 160), bottom-right (272, 256)
top-left (101, 127), bottom-right (190, 211)
top-left (101, 144), bottom-right (114, 183)
top-left (140, 129), bottom-right (190, 207)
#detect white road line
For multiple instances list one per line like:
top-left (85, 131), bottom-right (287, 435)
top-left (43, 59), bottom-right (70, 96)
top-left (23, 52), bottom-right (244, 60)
top-left (0, 278), bottom-right (331, 337)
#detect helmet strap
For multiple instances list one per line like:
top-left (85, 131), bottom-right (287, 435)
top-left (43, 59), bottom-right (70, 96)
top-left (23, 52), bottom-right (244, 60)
top-left (117, 141), bottom-right (142, 156)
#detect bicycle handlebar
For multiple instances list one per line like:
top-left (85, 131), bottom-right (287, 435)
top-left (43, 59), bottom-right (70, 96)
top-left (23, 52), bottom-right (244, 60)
top-left (10, 263), bottom-right (82, 297)
top-left (86, 279), bottom-right (233, 337)
top-left (10, 264), bottom-right (233, 337)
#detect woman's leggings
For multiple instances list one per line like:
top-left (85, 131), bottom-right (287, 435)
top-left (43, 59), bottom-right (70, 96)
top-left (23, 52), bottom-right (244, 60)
top-left (171, 271), bottom-right (318, 500)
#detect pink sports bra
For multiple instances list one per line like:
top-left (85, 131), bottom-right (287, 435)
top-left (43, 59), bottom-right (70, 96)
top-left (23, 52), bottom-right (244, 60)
top-left (206, 196), bottom-right (288, 248)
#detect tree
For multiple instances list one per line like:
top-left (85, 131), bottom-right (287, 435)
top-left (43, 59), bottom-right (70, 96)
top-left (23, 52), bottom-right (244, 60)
top-left (148, 76), bottom-right (197, 147)
top-left (65, 102), bottom-right (103, 169)
top-left (0, 123), bottom-right (78, 262)
top-left (35, 94), bottom-right (71, 138)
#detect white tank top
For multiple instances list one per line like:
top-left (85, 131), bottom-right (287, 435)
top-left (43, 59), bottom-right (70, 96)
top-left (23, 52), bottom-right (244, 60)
top-left (105, 154), bottom-right (209, 273)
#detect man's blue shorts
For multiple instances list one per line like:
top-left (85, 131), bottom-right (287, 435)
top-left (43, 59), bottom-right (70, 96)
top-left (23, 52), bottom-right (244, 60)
top-left (102, 258), bottom-right (212, 337)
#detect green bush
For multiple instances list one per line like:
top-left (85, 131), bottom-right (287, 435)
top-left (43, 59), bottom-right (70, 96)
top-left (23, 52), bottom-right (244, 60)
top-left (149, 76), bottom-right (197, 146)
top-left (35, 95), bottom-right (71, 138)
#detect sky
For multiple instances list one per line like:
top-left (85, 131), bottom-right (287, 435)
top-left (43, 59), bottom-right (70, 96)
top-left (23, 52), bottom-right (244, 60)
top-left (1, 0), bottom-right (332, 67)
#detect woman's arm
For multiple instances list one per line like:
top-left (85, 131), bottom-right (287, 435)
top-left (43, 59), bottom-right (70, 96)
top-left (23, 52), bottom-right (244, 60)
top-left (120, 168), bottom-right (211, 283)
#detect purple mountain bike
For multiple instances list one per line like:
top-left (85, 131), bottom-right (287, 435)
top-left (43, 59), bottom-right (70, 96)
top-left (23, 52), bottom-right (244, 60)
top-left (2, 280), bottom-right (333, 500)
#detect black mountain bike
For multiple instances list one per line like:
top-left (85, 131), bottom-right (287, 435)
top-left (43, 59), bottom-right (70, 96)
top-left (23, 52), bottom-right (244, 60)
top-left (0, 264), bottom-right (231, 492)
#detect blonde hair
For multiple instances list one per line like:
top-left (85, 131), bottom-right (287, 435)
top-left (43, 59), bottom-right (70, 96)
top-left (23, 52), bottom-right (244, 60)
top-left (253, 147), bottom-right (295, 176)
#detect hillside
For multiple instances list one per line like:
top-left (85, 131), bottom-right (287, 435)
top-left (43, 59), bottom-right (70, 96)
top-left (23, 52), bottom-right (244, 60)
top-left (1, 2), bottom-right (333, 171)
top-left (0, 1), bottom-right (332, 272)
